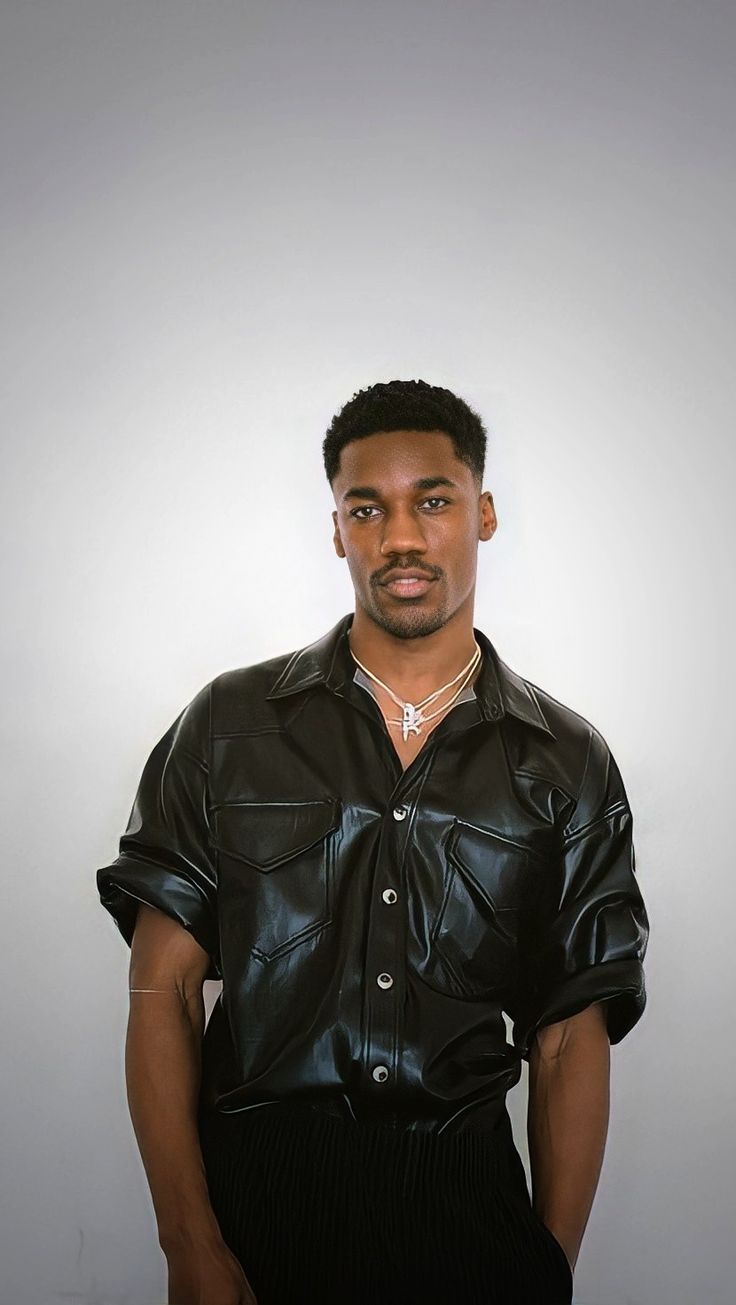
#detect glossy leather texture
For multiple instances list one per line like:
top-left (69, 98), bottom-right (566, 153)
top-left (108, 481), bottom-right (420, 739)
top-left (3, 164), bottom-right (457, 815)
top-left (97, 612), bottom-right (649, 1137)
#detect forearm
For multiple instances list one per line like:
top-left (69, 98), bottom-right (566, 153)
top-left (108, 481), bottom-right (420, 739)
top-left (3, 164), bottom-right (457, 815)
top-left (527, 1017), bottom-right (610, 1269)
top-left (125, 986), bottom-right (224, 1255)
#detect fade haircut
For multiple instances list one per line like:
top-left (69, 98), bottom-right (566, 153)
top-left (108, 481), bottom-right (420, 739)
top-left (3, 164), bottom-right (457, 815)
top-left (322, 379), bottom-right (487, 488)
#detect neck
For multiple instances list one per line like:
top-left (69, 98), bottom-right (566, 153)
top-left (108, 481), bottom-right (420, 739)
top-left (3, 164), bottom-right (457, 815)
top-left (347, 603), bottom-right (479, 700)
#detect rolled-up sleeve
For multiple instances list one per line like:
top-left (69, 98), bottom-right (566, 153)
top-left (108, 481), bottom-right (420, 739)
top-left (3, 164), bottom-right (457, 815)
top-left (96, 680), bottom-right (221, 981)
top-left (512, 725), bottom-right (649, 1061)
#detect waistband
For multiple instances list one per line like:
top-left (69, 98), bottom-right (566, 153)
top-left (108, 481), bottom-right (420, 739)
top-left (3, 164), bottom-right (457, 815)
top-left (198, 1096), bottom-right (528, 1197)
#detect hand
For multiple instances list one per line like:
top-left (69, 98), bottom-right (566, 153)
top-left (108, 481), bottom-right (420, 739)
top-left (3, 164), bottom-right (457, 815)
top-left (166, 1237), bottom-right (258, 1304)
top-left (540, 1220), bottom-right (576, 1278)
top-left (551, 1232), bottom-right (575, 1277)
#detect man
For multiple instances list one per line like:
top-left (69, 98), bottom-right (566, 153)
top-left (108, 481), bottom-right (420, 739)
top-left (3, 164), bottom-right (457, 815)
top-left (97, 378), bottom-right (649, 1305)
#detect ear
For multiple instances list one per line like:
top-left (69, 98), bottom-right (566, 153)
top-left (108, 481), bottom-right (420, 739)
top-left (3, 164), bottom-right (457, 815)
top-left (478, 491), bottom-right (497, 542)
top-left (332, 510), bottom-right (346, 559)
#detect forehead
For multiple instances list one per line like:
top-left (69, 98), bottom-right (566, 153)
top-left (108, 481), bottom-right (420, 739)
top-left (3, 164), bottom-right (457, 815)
top-left (334, 429), bottom-right (468, 485)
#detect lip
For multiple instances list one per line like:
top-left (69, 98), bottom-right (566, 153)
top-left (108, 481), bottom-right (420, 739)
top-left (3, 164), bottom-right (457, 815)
top-left (382, 575), bottom-right (435, 599)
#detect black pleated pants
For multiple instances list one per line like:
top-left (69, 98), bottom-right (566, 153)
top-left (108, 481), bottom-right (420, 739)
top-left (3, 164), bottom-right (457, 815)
top-left (197, 1101), bottom-right (574, 1305)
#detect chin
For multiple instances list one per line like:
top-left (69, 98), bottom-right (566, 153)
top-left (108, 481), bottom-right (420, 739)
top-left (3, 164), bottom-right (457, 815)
top-left (371, 599), bottom-right (448, 641)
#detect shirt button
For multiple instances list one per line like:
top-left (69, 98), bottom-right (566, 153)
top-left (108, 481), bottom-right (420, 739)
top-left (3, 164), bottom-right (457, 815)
top-left (382, 888), bottom-right (398, 904)
top-left (377, 972), bottom-right (394, 989)
top-left (372, 1064), bottom-right (390, 1082)
top-left (392, 805), bottom-right (408, 821)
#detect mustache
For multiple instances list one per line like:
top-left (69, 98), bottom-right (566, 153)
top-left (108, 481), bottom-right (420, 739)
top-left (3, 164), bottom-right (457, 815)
top-left (373, 563), bottom-right (441, 585)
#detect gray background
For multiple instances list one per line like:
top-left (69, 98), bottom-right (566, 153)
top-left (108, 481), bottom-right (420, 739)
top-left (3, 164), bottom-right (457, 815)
top-left (1, 2), bottom-right (734, 1303)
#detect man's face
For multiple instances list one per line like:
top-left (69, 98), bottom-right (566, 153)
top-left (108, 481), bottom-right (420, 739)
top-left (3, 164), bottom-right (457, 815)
top-left (331, 428), bottom-right (496, 640)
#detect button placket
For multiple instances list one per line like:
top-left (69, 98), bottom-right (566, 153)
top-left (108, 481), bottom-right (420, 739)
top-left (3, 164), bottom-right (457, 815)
top-left (362, 799), bottom-right (413, 1089)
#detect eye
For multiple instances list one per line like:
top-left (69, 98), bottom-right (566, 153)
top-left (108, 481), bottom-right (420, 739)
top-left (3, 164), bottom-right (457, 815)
top-left (349, 497), bottom-right (450, 521)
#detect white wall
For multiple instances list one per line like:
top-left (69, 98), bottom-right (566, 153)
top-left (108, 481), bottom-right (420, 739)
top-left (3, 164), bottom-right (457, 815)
top-left (1, 3), bottom-right (733, 1303)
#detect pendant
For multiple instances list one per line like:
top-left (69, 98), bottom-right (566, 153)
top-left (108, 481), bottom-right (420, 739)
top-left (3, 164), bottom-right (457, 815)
top-left (402, 703), bottom-right (424, 741)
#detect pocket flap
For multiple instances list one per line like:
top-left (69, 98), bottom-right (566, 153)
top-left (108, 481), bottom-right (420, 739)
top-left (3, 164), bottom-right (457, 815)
top-left (213, 799), bottom-right (341, 871)
top-left (447, 819), bottom-right (535, 910)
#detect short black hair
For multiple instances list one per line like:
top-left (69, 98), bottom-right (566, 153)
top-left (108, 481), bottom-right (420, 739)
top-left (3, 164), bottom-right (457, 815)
top-left (322, 378), bottom-right (487, 487)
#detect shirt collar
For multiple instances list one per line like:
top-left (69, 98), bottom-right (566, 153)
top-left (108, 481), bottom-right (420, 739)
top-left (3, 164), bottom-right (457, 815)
top-left (265, 612), bottom-right (556, 740)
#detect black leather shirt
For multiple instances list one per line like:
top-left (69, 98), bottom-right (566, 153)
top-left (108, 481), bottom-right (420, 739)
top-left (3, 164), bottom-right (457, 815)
top-left (97, 612), bottom-right (649, 1137)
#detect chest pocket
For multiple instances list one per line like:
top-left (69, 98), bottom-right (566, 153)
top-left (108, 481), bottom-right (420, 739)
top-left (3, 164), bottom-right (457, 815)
top-left (427, 818), bottom-right (537, 999)
top-left (213, 798), bottom-right (341, 964)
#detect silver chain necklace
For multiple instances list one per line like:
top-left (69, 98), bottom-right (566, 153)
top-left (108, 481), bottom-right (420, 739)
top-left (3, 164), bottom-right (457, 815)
top-left (349, 640), bottom-right (482, 741)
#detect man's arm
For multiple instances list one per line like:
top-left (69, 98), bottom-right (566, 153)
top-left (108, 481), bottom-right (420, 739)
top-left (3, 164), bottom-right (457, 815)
top-left (126, 903), bottom-right (256, 1303)
top-left (527, 1000), bottom-right (611, 1272)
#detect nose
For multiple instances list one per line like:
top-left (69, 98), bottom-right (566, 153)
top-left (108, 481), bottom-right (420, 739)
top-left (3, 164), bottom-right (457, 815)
top-left (379, 506), bottom-right (428, 559)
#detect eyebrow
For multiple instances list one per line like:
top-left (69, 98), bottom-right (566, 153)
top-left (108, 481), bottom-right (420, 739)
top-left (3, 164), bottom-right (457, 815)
top-left (341, 476), bottom-right (459, 503)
